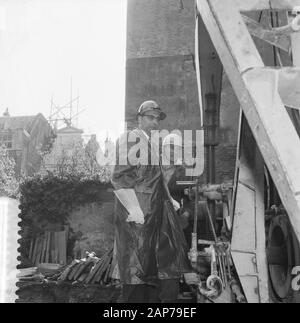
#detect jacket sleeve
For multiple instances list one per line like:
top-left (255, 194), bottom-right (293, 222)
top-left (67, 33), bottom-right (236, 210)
top-left (111, 132), bottom-right (137, 190)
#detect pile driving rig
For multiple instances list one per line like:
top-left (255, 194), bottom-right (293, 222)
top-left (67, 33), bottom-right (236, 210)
top-left (181, 0), bottom-right (300, 303)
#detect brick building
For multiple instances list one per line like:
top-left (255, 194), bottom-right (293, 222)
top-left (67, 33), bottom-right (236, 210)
top-left (0, 111), bottom-right (53, 176)
top-left (125, 0), bottom-right (240, 183)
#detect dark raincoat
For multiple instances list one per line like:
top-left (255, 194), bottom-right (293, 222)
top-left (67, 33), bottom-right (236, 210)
top-left (111, 129), bottom-right (190, 285)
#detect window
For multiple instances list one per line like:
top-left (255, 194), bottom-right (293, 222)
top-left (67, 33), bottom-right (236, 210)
top-left (0, 131), bottom-right (12, 149)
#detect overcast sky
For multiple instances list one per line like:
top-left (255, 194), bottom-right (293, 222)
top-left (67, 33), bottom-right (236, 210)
top-left (0, 0), bottom-right (127, 145)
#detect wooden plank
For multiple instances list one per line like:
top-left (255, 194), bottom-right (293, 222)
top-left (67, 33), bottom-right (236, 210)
top-left (60, 231), bottom-right (67, 265)
top-left (45, 232), bottom-right (50, 263)
top-left (242, 14), bottom-right (291, 52)
top-left (34, 237), bottom-right (40, 266)
top-left (17, 267), bottom-right (37, 278)
top-left (204, 0), bottom-right (264, 73)
top-left (231, 252), bottom-right (260, 303)
top-left (67, 262), bottom-right (81, 281)
top-left (94, 251), bottom-right (112, 283)
top-left (56, 232), bottom-right (60, 264)
top-left (50, 232), bottom-right (55, 263)
top-left (29, 238), bottom-right (35, 263)
top-left (35, 236), bottom-right (42, 266)
top-left (84, 259), bottom-right (103, 284)
top-left (108, 254), bottom-right (117, 281)
top-left (74, 259), bottom-right (92, 280)
top-left (33, 236), bottom-right (39, 265)
top-left (38, 236), bottom-right (44, 265)
top-left (44, 232), bottom-right (48, 263)
top-left (54, 232), bottom-right (59, 264)
top-left (231, 118), bottom-right (269, 303)
top-left (94, 263), bottom-right (107, 283)
top-left (71, 261), bottom-right (86, 281)
top-left (77, 272), bottom-right (88, 283)
top-left (103, 260), bottom-right (112, 284)
top-left (41, 234), bottom-right (47, 263)
top-left (91, 256), bottom-right (108, 284)
top-left (58, 232), bottom-right (62, 263)
top-left (64, 225), bottom-right (69, 240)
top-left (198, 0), bottom-right (300, 245)
top-left (57, 232), bottom-right (63, 264)
top-left (78, 262), bottom-right (95, 282)
top-left (37, 263), bottom-right (62, 276)
top-left (39, 235), bottom-right (44, 264)
top-left (28, 239), bottom-right (34, 261)
top-left (31, 238), bottom-right (37, 264)
top-left (57, 232), bottom-right (62, 264)
top-left (58, 260), bottom-right (79, 281)
top-left (60, 232), bottom-right (64, 265)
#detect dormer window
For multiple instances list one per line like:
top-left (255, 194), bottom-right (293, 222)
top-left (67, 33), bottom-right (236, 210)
top-left (0, 131), bottom-right (13, 149)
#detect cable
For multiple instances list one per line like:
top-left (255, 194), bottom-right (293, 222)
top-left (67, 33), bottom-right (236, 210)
top-left (270, 11), bottom-right (278, 66)
top-left (258, 11), bottom-right (263, 23)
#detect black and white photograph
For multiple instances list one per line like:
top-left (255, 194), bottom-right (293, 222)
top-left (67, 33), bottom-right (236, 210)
top-left (1, 0), bottom-right (300, 307)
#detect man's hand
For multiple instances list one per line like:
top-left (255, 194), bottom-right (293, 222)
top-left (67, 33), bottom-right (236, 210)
top-left (171, 198), bottom-right (180, 211)
top-left (114, 189), bottom-right (145, 224)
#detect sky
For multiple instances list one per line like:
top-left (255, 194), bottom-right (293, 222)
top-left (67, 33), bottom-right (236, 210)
top-left (0, 0), bottom-right (127, 145)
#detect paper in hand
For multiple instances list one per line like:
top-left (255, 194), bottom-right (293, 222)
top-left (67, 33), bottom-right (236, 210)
top-left (114, 189), bottom-right (145, 224)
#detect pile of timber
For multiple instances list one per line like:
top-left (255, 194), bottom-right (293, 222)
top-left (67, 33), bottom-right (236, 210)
top-left (29, 229), bottom-right (68, 266)
top-left (17, 267), bottom-right (45, 282)
top-left (18, 264), bottom-right (67, 281)
top-left (56, 249), bottom-right (117, 285)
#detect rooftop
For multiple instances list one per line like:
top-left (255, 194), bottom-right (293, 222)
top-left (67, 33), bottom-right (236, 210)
top-left (0, 113), bottom-right (49, 134)
top-left (56, 125), bottom-right (84, 134)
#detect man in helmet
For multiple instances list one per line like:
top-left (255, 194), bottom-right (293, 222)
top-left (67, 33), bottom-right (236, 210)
top-left (111, 100), bottom-right (190, 303)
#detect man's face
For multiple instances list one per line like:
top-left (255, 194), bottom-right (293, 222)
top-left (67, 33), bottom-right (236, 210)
top-left (138, 114), bottom-right (160, 135)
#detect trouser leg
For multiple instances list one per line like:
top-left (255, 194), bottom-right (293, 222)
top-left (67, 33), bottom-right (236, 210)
top-left (121, 280), bottom-right (179, 303)
top-left (121, 284), bottom-right (159, 303)
top-left (158, 279), bottom-right (179, 303)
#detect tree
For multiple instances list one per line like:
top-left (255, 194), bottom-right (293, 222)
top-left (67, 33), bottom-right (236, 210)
top-left (40, 134), bottom-right (111, 182)
top-left (0, 145), bottom-right (19, 197)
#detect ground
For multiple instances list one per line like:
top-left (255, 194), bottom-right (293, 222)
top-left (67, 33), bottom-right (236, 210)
top-left (16, 281), bottom-right (120, 303)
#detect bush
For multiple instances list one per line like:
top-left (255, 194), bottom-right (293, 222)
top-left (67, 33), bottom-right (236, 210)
top-left (18, 172), bottom-right (112, 264)
top-left (0, 145), bottom-right (19, 198)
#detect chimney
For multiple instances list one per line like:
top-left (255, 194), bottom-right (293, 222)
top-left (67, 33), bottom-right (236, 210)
top-left (3, 108), bottom-right (10, 117)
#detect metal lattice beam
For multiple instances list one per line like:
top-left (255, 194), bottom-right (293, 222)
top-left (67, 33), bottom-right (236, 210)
top-left (197, 0), bottom-right (300, 243)
top-left (226, 0), bottom-right (300, 12)
top-left (197, 0), bottom-right (300, 303)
